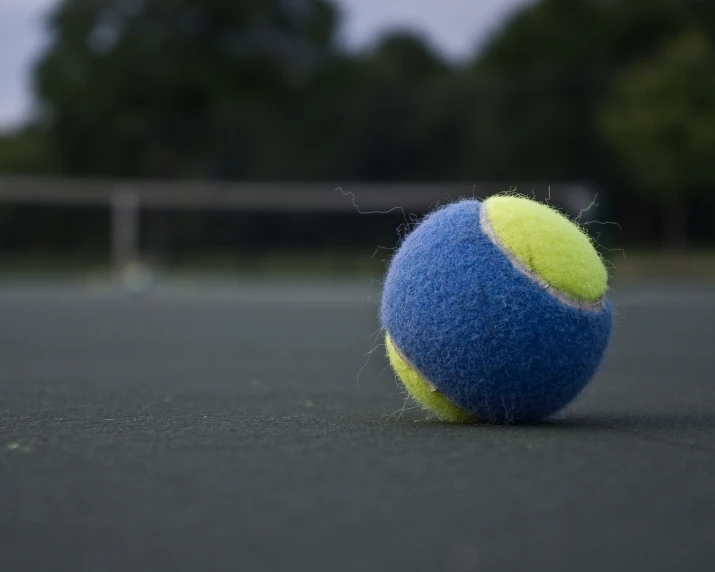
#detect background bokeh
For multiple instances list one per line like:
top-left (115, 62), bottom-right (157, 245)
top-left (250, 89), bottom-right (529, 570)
top-left (1, 0), bottom-right (715, 276)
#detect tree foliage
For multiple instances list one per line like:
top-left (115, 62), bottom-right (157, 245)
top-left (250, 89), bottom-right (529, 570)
top-left (0, 128), bottom-right (55, 174)
top-left (473, 0), bottom-right (715, 183)
top-left (478, 0), bottom-right (690, 73)
top-left (599, 30), bottom-right (715, 247)
top-left (0, 0), bottom-right (706, 185)
top-left (601, 31), bottom-right (715, 192)
top-left (33, 0), bottom-right (341, 177)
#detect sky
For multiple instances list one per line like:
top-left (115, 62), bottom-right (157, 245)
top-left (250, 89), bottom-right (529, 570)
top-left (0, 0), bottom-right (534, 130)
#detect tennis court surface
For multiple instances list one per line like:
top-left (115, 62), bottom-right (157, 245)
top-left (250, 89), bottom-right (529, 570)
top-left (1, 278), bottom-right (714, 572)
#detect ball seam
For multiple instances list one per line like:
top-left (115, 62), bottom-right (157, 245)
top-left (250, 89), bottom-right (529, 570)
top-left (388, 335), bottom-right (440, 393)
top-left (386, 334), bottom-right (477, 422)
top-left (479, 203), bottom-right (606, 311)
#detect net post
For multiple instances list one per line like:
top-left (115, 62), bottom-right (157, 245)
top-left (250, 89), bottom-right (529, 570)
top-left (110, 188), bottom-right (140, 276)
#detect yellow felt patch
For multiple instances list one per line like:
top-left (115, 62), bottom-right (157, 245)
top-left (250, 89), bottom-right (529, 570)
top-left (385, 335), bottom-right (476, 423)
top-left (484, 196), bottom-right (608, 303)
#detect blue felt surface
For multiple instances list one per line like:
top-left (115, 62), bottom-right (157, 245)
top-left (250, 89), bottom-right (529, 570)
top-left (381, 200), bottom-right (612, 423)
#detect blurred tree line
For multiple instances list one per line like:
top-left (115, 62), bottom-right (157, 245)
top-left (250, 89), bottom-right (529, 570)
top-left (2, 0), bottom-right (715, 253)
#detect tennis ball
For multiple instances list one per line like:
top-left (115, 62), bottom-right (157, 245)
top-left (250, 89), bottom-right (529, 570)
top-left (381, 195), bottom-right (612, 424)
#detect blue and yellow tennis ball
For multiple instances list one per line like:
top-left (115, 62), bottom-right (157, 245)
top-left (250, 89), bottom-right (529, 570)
top-left (381, 195), bottom-right (612, 424)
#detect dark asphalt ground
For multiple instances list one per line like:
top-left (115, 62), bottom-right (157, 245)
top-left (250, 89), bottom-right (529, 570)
top-left (1, 278), bottom-right (714, 572)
